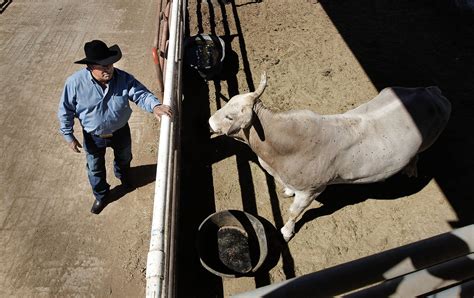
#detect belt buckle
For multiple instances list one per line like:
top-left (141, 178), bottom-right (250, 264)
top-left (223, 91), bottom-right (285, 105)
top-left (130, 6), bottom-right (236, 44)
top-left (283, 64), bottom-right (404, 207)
top-left (99, 133), bottom-right (113, 138)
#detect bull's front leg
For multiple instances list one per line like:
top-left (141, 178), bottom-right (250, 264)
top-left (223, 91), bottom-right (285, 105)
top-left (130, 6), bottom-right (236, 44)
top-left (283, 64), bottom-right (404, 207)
top-left (258, 157), bottom-right (296, 197)
top-left (281, 186), bottom-right (326, 242)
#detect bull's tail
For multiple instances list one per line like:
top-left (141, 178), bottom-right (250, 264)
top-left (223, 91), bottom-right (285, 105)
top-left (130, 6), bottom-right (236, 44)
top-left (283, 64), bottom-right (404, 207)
top-left (426, 86), bottom-right (452, 120)
top-left (418, 86), bottom-right (452, 152)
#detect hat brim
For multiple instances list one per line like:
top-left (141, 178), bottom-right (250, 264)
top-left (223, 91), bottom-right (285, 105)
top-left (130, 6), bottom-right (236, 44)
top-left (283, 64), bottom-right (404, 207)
top-left (74, 44), bottom-right (122, 65)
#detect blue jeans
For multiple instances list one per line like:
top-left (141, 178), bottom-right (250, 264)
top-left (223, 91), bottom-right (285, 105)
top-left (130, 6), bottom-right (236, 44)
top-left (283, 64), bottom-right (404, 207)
top-left (82, 124), bottom-right (132, 202)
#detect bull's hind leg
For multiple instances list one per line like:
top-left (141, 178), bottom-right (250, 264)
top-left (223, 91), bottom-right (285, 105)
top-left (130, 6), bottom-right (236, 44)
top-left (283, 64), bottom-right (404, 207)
top-left (281, 186), bottom-right (326, 242)
top-left (283, 187), bottom-right (295, 197)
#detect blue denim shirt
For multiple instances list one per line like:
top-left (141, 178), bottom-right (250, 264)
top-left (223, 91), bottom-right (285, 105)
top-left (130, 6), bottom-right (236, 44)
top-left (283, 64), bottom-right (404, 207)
top-left (58, 67), bottom-right (160, 142)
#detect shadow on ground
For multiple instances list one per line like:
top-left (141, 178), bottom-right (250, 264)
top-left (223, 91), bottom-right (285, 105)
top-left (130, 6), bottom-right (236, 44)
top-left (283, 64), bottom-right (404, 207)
top-left (176, 1), bottom-right (474, 297)
top-left (176, 1), bottom-right (291, 296)
top-left (105, 164), bottom-right (157, 205)
top-left (317, 0), bottom-right (474, 228)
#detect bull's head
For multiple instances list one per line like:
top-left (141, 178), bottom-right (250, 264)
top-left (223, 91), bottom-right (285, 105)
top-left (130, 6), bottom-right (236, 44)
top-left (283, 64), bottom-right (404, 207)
top-left (209, 72), bottom-right (267, 136)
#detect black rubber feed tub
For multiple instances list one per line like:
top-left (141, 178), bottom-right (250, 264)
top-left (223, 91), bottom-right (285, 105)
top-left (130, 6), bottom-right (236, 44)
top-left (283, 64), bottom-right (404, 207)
top-left (184, 34), bottom-right (225, 80)
top-left (197, 210), bottom-right (268, 277)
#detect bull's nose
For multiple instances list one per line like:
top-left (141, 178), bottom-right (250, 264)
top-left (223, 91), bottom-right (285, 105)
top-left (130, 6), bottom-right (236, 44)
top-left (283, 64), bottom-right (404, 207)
top-left (209, 123), bottom-right (218, 134)
top-left (208, 119), bottom-right (218, 134)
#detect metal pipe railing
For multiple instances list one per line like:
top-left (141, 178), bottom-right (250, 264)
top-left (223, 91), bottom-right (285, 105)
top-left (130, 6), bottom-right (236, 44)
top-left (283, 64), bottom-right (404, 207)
top-left (427, 278), bottom-right (474, 297)
top-left (232, 224), bottom-right (474, 297)
top-left (146, 0), bottom-right (184, 296)
top-left (347, 253), bottom-right (474, 297)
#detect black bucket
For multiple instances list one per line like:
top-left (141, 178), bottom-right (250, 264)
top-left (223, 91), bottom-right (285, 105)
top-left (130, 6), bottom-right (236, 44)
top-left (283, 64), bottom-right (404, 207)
top-left (197, 210), bottom-right (268, 277)
top-left (184, 34), bottom-right (225, 80)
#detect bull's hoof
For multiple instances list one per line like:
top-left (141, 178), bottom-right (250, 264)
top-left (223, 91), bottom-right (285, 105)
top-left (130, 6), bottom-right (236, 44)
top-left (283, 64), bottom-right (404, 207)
top-left (280, 227), bottom-right (294, 242)
top-left (283, 187), bottom-right (295, 197)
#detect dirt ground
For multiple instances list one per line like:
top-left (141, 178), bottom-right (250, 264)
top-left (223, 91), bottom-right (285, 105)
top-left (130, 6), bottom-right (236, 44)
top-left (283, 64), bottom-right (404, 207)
top-left (1, 0), bottom-right (474, 297)
top-left (177, 0), bottom-right (474, 297)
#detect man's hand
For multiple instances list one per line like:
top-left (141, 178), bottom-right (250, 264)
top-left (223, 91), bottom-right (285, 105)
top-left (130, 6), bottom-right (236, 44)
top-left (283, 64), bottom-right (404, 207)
top-left (153, 104), bottom-right (173, 121)
top-left (68, 137), bottom-right (82, 153)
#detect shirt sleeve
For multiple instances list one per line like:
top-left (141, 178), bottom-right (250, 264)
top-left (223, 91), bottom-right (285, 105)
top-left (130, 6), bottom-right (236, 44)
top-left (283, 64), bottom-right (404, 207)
top-left (127, 75), bottom-right (161, 112)
top-left (57, 78), bottom-right (77, 143)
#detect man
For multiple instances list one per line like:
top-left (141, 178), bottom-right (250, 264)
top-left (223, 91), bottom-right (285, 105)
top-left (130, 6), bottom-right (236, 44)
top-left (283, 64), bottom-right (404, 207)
top-left (58, 40), bottom-right (172, 214)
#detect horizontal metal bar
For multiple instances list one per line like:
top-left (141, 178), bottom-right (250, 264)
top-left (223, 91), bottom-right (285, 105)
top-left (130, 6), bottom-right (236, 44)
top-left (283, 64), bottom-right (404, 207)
top-left (347, 253), bottom-right (474, 297)
top-left (232, 224), bottom-right (474, 297)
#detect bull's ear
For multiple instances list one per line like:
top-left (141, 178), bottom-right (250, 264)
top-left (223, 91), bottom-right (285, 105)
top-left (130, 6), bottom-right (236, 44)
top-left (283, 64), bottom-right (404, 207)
top-left (227, 120), bottom-right (241, 135)
top-left (226, 105), bottom-right (253, 135)
top-left (239, 105), bottom-right (253, 129)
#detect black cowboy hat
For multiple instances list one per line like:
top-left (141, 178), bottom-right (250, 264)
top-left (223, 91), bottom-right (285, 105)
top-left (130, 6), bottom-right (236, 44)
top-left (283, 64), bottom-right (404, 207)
top-left (74, 40), bottom-right (122, 65)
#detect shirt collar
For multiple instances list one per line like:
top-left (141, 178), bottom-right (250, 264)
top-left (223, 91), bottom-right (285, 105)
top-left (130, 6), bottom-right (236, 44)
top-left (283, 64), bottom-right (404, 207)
top-left (86, 67), bottom-right (116, 87)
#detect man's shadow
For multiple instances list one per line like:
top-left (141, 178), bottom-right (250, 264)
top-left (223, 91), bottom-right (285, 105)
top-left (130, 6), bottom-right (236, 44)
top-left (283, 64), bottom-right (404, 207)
top-left (106, 164), bottom-right (157, 204)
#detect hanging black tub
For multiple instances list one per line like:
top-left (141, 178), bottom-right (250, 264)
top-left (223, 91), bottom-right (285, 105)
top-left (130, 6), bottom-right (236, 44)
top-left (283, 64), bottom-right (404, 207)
top-left (184, 34), bottom-right (225, 80)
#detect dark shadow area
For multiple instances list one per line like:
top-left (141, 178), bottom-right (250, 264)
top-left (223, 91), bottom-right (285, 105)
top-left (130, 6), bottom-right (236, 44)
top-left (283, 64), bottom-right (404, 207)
top-left (173, 2), bottom-right (224, 296)
top-left (252, 214), bottom-right (285, 277)
top-left (263, 173), bottom-right (296, 280)
top-left (422, 278), bottom-right (474, 298)
top-left (235, 1), bottom-right (262, 8)
top-left (174, 2), bottom-right (223, 297)
top-left (176, 0), bottom-right (292, 296)
top-left (317, 0), bottom-right (474, 228)
top-left (215, 35), bottom-right (240, 84)
top-left (0, 0), bottom-right (12, 14)
top-left (216, 0), bottom-right (293, 287)
top-left (205, 135), bottom-right (297, 284)
top-left (128, 163), bottom-right (157, 187)
top-left (178, 1), bottom-right (474, 296)
top-left (258, 227), bottom-right (474, 297)
top-left (103, 164), bottom-right (158, 206)
top-left (207, 134), bottom-right (297, 283)
top-left (175, 67), bottom-right (223, 297)
top-left (348, 255), bottom-right (474, 297)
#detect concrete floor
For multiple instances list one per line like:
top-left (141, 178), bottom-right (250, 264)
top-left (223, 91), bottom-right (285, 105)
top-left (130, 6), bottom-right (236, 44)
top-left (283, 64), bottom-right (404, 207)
top-left (0, 0), bottom-right (162, 296)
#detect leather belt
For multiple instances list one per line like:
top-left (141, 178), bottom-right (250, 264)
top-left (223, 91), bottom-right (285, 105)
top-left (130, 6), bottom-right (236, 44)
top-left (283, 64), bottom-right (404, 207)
top-left (96, 133), bottom-right (113, 138)
top-left (91, 123), bottom-right (129, 138)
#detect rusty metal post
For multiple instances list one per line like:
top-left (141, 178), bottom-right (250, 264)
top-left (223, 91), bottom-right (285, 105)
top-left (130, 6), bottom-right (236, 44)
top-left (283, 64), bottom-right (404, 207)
top-left (152, 0), bottom-right (169, 99)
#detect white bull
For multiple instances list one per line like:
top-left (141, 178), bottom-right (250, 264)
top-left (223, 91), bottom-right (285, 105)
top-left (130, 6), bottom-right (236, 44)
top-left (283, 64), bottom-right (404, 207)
top-left (209, 73), bottom-right (451, 241)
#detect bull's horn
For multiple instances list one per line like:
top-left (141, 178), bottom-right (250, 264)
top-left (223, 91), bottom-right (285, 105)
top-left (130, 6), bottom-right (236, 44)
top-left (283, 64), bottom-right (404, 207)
top-left (250, 72), bottom-right (267, 100)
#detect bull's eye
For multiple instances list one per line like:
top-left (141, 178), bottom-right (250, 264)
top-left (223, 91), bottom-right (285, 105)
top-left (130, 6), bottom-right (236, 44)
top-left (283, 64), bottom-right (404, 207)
top-left (225, 115), bottom-right (233, 121)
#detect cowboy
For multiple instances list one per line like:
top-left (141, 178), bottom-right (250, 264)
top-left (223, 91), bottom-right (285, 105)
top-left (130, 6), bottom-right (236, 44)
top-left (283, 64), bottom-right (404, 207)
top-left (58, 39), bottom-right (172, 214)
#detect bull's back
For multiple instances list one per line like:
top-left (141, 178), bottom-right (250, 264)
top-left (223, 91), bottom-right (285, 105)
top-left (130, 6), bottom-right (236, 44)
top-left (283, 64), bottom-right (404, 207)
top-left (348, 87), bottom-right (451, 151)
top-left (255, 87), bottom-right (451, 188)
top-left (331, 87), bottom-right (451, 183)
